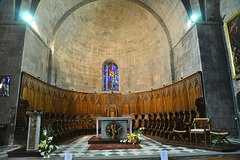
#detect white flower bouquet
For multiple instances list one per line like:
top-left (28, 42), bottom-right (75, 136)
top-left (38, 125), bottom-right (58, 158)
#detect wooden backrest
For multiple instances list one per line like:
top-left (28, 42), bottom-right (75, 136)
top-left (173, 117), bottom-right (185, 130)
top-left (193, 118), bottom-right (210, 129)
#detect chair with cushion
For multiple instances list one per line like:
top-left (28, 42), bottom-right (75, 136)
top-left (189, 118), bottom-right (211, 146)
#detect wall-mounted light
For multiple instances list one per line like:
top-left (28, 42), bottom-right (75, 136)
top-left (22, 12), bottom-right (33, 23)
top-left (190, 14), bottom-right (198, 22)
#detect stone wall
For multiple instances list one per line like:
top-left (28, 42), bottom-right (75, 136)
top-left (0, 23), bottom-right (26, 144)
top-left (51, 0), bottom-right (172, 93)
top-left (138, 0), bottom-right (189, 47)
top-left (21, 26), bottom-right (50, 83)
top-left (220, 0), bottom-right (240, 21)
top-left (173, 25), bottom-right (202, 82)
top-left (0, 0), bottom-right (14, 22)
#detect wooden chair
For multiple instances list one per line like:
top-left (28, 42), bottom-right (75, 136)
top-left (210, 131), bottom-right (231, 145)
top-left (166, 112), bottom-right (174, 140)
top-left (189, 118), bottom-right (211, 146)
top-left (156, 113), bottom-right (164, 136)
top-left (173, 112), bottom-right (187, 142)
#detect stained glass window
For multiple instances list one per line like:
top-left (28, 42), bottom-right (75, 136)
top-left (103, 62), bottom-right (119, 91)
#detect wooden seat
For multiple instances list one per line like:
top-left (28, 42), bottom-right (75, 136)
top-left (166, 112), bottom-right (174, 140)
top-left (210, 131), bottom-right (231, 145)
top-left (189, 118), bottom-right (211, 146)
top-left (173, 112), bottom-right (187, 142)
top-left (160, 113), bottom-right (168, 138)
top-left (155, 113), bottom-right (164, 136)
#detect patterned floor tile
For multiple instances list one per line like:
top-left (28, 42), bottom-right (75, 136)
top-left (1, 135), bottom-right (240, 159)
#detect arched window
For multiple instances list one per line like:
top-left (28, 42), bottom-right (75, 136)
top-left (103, 62), bottom-right (119, 91)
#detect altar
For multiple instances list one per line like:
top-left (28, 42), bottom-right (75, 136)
top-left (96, 117), bottom-right (132, 140)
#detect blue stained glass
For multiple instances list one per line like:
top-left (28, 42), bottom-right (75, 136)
top-left (103, 62), bottom-right (119, 91)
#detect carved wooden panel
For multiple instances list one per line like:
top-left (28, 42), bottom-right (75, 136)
top-left (172, 85), bottom-right (178, 111)
top-left (20, 72), bottom-right (203, 117)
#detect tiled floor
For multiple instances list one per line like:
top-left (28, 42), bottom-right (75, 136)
top-left (1, 135), bottom-right (240, 160)
top-left (50, 135), bottom-right (211, 158)
top-left (0, 145), bottom-right (22, 159)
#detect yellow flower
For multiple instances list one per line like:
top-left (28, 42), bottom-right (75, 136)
top-left (38, 143), bottom-right (46, 148)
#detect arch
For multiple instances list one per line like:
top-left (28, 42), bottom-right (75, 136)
top-left (103, 61), bottom-right (119, 91)
top-left (48, 0), bottom-right (176, 82)
top-left (107, 104), bottom-right (118, 117)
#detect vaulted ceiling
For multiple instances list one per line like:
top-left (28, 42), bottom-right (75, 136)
top-left (31, 0), bottom-right (190, 92)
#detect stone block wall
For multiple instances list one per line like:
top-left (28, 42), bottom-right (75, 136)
top-left (51, 0), bottom-right (172, 93)
top-left (173, 25), bottom-right (202, 82)
top-left (21, 26), bottom-right (50, 83)
top-left (220, 0), bottom-right (240, 21)
top-left (0, 0), bottom-right (14, 22)
top-left (139, 0), bottom-right (189, 46)
top-left (0, 23), bottom-right (26, 144)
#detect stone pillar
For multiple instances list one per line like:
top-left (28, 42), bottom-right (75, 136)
top-left (26, 110), bottom-right (42, 152)
top-left (196, 21), bottom-right (238, 136)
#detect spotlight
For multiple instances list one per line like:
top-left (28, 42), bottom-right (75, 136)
top-left (22, 13), bottom-right (33, 22)
top-left (190, 14), bottom-right (198, 22)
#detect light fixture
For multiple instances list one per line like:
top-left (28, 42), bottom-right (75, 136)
top-left (190, 14), bottom-right (198, 22)
top-left (22, 12), bottom-right (33, 23)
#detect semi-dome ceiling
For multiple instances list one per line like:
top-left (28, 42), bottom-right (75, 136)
top-left (32, 0), bottom-right (189, 93)
top-left (55, 0), bottom-right (166, 57)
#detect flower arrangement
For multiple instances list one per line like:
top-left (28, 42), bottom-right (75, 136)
top-left (120, 127), bottom-right (144, 145)
top-left (38, 125), bottom-right (58, 158)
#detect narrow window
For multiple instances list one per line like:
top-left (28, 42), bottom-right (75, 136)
top-left (103, 62), bottom-right (119, 91)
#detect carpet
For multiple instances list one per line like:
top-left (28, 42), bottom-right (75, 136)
top-left (88, 143), bottom-right (142, 150)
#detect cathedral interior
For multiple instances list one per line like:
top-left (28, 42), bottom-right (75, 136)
top-left (0, 0), bottom-right (240, 159)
